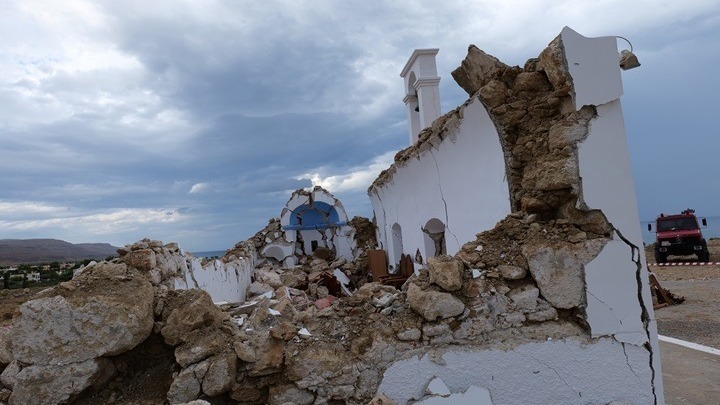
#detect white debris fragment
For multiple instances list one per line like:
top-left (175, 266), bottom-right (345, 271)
top-left (268, 308), bottom-right (281, 316)
top-left (233, 317), bottom-right (245, 326)
top-left (298, 327), bottom-right (311, 336)
top-left (471, 269), bottom-right (482, 279)
top-left (426, 377), bottom-right (451, 397)
top-left (333, 269), bottom-right (353, 296)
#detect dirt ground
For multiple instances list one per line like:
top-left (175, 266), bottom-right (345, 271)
top-left (646, 239), bottom-right (720, 349)
top-left (649, 264), bottom-right (720, 349)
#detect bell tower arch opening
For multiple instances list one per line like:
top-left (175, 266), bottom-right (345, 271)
top-left (400, 49), bottom-right (441, 145)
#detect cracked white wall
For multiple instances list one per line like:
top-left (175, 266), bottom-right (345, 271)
top-left (377, 338), bottom-right (654, 404)
top-left (374, 28), bottom-right (662, 404)
top-left (174, 256), bottom-right (254, 303)
top-left (369, 97), bottom-right (511, 269)
top-left (567, 27), bottom-right (663, 403)
top-left (265, 187), bottom-right (357, 265)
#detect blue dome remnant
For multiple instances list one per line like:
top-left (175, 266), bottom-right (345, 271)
top-left (282, 201), bottom-right (347, 231)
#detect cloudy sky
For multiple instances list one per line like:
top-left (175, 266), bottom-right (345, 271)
top-left (1, 0), bottom-right (719, 251)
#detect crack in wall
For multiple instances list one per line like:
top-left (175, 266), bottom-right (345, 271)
top-left (612, 225), bottom-right (658, 405)
top-left (428, 148), bottom-right (461, 249)
top-left (621, 342), bottom-right (652, 402)
top-left (518, 351), bottom-right (580, 398)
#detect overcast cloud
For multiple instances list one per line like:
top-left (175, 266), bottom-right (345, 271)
top-left (1, 0), bottom-right (719, 250)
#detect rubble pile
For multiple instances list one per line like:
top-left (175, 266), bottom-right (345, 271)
top-left (0, 230), bottom-right (588, 404)
top-left (0, 36), bottom-right (626, 404)
top-left (223, 219), bottom-right (280, 264)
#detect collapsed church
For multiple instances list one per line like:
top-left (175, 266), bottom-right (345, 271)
top-left (0, 27), bottom-right (663, 405)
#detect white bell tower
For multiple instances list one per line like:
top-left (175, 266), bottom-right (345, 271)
top-left (400, 49), bottom-right (441, 145)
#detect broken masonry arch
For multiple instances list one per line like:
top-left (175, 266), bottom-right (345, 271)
top-left (276, 187), bottom-right (353, 258)
top-left (263, 245), bottom-right (287, 262)
top-left (422, 217), bottom-right (447, 258)
top-left (390, 223), bottom-right (404, 271)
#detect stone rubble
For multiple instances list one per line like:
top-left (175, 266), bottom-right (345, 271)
top-left (0, 34), bottom-right (624, 404)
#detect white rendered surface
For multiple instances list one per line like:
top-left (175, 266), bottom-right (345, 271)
top-left (176, 256), bottom-right (253, 303)
top-left (401, 49), bottom-right (441, 144)
top-left (370, 97), bottom-right (511, 264)
top-left (373, 28), bottom-right (661, 404)
top-left (564, 27), bottom-right (663, 402)
top-left (561, 27), bottom-right (623, 110)
top-left (377, 338), bottom-right (653, 404)
top-left (416, 385), bottom-right (494, 405)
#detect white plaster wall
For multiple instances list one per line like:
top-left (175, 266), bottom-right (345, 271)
top-left (377, 338), bottom-right (654, 405)
top-left (262, 241), bottom-right (296, 268)
top-left (370, 97), bottom-right (511, 264)
top-left (299, 229), bottom-right (323, 253)
top-left (561, 27), bottom-right (623, 110)
top-left (175, 255), bottom-right (254, 303)
top-left (372, 27), bottom-right (660, 404)
top-left (569, 27), bottom-right (664, 402)
top-left (332, 225), bottom-right (356, 261)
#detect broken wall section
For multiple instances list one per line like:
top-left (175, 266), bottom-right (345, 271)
top-left (370, 27), bottom-right (662, 404)
top-left (118, 238), bottom-right (254, 304)
top-left (368, 97), bottom-right (511, 268)
top-left (260, 186), bottom-right (361, 268)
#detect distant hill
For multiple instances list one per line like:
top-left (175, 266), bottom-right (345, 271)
top-left (0, 239), bottom-right (120, 266)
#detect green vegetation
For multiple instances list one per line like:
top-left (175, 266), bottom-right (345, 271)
top-left (0, 258), bottom-right (95, 290)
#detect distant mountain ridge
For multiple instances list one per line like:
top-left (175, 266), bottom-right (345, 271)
top-left (0, 239), bottom-right (120, 266)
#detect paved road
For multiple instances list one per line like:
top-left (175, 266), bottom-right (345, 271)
top-left (660, 339), bottom-right (720, 404)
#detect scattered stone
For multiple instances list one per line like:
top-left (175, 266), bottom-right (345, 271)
top-left (397, 328), bottom-right (422, 341)
top-left (407, 284), bottom-right (465, 321)
top-left (233, 341), bottom-right (256, 363)
top-left (506, 285), bottom-right (539, 311)
top-left (248, 335), bottom-right (285, 377)
top-left (174, 328), bottom-right (230, 368)
top-left (313, 247), bottom-right (331, 261)
top-left (201, 351), bottom-right (236, 396)
top-left (497, 265), bottom-right (526, 280)
top-left (160, 290), bottom-right (223, 346)
top-left (10, 358), bottom-right (115, 405)
top-left (119, 248), bottom-right (157, 272)
top-left (167, 361), bottom-right (204, 404)
top-left (0, 360), bottom-right (20, 389)
top-left (427, 256), bottom-right (464, 292)
top-left (268, 384), bottom-right (315, 405)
